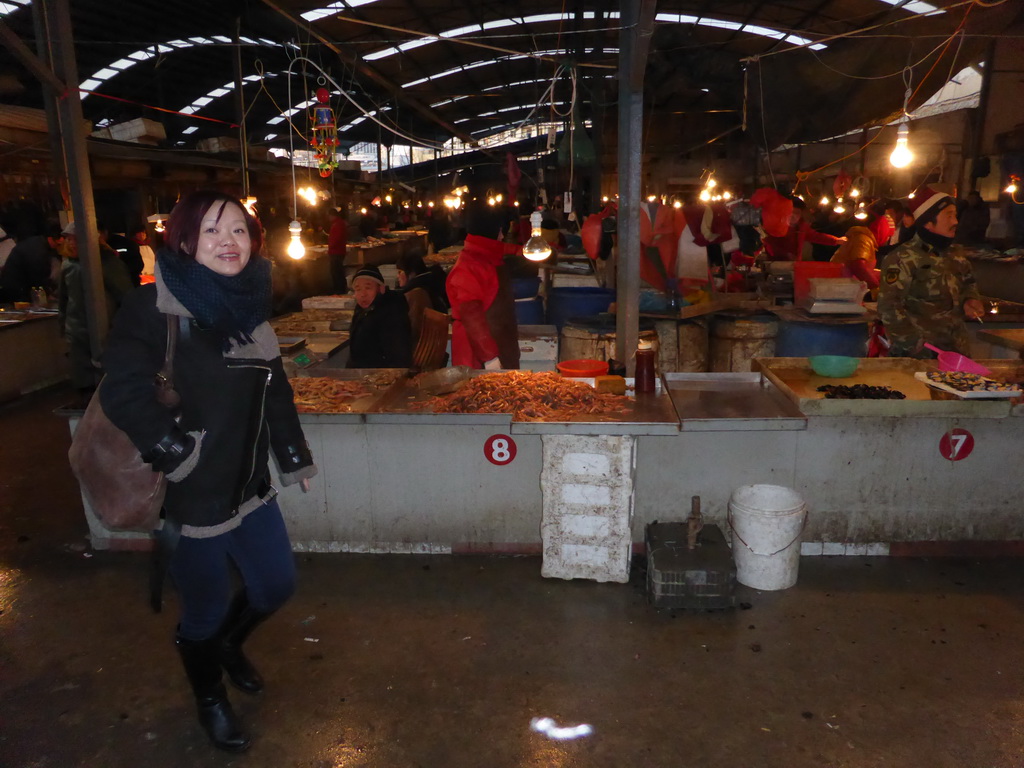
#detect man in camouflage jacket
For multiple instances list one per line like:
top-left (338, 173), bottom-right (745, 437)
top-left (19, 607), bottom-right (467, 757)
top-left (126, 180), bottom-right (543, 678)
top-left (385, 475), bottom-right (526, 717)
top-left (877, 189), bottom-right (984, 357)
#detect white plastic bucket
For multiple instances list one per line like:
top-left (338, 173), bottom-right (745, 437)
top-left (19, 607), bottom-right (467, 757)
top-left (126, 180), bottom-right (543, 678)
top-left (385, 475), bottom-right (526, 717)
top-left (728, 484), bottom-right (807, 591)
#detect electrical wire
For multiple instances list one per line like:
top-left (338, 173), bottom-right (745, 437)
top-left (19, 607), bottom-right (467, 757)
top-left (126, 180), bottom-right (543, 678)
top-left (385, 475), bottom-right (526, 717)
top-left (284, 54), bottom-right (447, 150)
top-left (329, 15), bottom-right (616, 70)
top-left (742, 0), bottom-right (992, 61)
top-left (807, 33), bottom-right (959, 81)
top-left (756, 58), bottom-right (775, 188)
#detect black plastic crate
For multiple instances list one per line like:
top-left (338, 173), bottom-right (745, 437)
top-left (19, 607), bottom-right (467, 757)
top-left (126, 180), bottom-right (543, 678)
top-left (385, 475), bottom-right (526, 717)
top-left (646, 522), bottom-right (737, 611)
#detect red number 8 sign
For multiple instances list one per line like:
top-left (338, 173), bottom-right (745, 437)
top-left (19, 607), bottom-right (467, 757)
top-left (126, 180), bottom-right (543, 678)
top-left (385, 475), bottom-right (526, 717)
top-left (484, 434), bottom-right (517, 465)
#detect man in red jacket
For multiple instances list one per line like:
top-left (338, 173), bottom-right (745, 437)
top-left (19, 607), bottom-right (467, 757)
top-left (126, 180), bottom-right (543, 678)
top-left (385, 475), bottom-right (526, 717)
top-left (446, 201), bottom-right (520, 370)
top-left (762, 198), bottom-right (846, 261)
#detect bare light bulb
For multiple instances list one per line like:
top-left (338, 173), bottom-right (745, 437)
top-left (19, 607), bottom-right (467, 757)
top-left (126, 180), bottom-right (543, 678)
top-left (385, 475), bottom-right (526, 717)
top-left (699, 189), bottom-right (711, 202)
top-left (723, 191), bottom-right (732, 200)
top-left (522, 211), bottom-right (552, 262)
top-left (820, 196), bottom-right (830, 207)
top-left (890, 122), bottom-right (913, 169)
top-left (286, 220), bottom-right (305, 260)
top-left (1006, 181), bottom-right (1019, 195)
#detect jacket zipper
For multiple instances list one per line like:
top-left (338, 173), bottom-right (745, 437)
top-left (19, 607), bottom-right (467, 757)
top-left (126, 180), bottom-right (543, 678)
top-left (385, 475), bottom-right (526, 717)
top-left (229, 363), bottom-right (272, 508)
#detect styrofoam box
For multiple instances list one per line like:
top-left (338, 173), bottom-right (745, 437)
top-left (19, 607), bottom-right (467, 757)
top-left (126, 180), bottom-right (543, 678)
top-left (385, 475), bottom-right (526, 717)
top-left (808, 277), bottom-right (865, 302)
top-left (302, 295), bottom-right (356, 310)
top-left (518, 324), bottom-right (558, 372)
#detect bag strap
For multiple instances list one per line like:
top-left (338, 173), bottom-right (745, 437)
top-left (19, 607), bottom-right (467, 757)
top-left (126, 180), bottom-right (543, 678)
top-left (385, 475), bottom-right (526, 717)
top-left (156, 314), bottom-right (179, 391)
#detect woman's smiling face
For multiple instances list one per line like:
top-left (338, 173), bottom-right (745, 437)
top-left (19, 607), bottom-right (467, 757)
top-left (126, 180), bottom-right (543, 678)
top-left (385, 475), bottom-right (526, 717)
top-left (194, 201), bottom-right (252, 276)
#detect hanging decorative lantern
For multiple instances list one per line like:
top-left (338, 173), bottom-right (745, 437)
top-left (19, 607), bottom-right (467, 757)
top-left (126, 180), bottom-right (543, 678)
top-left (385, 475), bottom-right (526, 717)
top-left (310, 87), bottom-right (339, 178)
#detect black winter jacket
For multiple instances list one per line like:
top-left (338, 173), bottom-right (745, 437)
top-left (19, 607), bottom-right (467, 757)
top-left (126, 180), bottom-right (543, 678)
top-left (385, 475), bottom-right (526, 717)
top-left (100, 285), bottom-right (315, 530)
top-left (346, 288), bottom-right (413, 368)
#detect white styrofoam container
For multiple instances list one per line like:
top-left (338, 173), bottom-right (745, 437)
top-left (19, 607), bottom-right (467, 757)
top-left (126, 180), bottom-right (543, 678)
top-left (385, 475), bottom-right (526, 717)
top-left (540, 434), bottom-right (636, 583)
top-left (302, 295), bottom-right (356, 310)
top-left (108, 117), bottom-right (166, 143)
top-left (808, 277), bottom-right (865, 302)
top-left (518, 324), bottom-right (558, 372)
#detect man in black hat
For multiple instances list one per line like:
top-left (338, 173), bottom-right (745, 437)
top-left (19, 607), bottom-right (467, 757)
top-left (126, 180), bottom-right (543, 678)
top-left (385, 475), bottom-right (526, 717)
top-left (878, 188), bottom-right (984, 357)
top-left (346, 265), bottom-right (412, 368)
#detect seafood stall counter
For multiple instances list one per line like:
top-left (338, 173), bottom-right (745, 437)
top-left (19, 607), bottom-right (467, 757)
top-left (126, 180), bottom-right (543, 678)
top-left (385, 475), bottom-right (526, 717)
top-left (69, 359), bottom-right (1024, 572)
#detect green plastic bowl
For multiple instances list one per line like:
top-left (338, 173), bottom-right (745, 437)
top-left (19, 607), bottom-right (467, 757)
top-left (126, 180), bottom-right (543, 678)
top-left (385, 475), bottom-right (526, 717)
top-left (809, 355), bottom-right (860, 378)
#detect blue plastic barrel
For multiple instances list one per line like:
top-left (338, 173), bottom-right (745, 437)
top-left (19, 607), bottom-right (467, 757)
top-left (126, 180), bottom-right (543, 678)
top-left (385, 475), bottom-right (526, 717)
top-left (511, 277), bottom-right (541, 299)
top-left (514, 296), bottom-right (545, 325)
top-left (775, 320), bottom-right (869, 358)
top-left (547, 287), bottom-right (615, 329)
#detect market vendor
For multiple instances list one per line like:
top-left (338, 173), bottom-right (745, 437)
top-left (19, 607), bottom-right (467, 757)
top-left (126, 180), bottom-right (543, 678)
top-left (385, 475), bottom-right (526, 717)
top-left (446, 200), bottom-right (520, 370)
top-left (761, 198), bottom-right (846, 261)
top-left (877, 188), bottom-right (984, 357)
top-left (346, 265), bottom-right (412, 369)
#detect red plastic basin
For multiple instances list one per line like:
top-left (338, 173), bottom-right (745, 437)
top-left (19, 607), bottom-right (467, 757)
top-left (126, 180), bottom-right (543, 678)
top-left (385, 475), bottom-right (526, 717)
top-left (556, 358), bottom-right (609, 377)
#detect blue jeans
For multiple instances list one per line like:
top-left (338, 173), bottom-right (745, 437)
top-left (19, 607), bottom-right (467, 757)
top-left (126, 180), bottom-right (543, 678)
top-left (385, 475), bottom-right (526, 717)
top-left (169, 498), bottom-right (296, 641)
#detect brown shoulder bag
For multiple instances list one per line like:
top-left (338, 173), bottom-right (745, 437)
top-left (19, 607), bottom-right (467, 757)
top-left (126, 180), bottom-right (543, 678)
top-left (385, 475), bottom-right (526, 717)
top-left (68, 315), bottom-right (180, 532)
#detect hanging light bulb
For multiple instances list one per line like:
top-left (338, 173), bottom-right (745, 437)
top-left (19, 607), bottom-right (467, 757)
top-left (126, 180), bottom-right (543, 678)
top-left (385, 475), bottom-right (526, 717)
top-left (672, 200), bottom-right (682, 209)
top-left (646, 194), bottom-right (657, 203)
top-left (833, 200), bottom-right (846, 214)
top-left (286, 220), bottom-right (305, 260)
top-left (820, 196), bottom-right (830, 207)
top-left (699, 189), bottom-right (711, 203)
top-left (849, 187), bottom-right (861, 198)
top-left (522, 211), bottom-right (552, 262)
top-left (706, 178), bottom-right (717, 189)
top-left (1005, 176), bottom-right (1019, 195)
top-left (147, 213), bottom-right (168, 233)
top-left (890, 122), bottom-right (913, 169)
top-left (723, 191), bottom-right (732, 200)
top-left (854, 203), bottom-right (868, 220)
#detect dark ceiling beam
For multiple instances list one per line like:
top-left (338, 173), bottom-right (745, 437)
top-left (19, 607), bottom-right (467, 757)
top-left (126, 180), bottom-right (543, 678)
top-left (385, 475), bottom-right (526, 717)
top-left (0, 21), bottom-right (67, 94)
top-left (258, 0), bottom-right (477, 146)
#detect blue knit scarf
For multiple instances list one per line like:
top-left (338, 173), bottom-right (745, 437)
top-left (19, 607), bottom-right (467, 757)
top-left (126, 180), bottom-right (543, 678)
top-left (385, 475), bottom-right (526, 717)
top-left (156, 248), bottom-right (272, 347)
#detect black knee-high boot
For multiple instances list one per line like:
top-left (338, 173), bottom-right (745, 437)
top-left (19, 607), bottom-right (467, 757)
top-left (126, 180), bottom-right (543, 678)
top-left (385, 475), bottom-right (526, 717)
top-left (175, 633), bottom-right (251, 753)
top-left (220, 591), bottom-right (272, 694)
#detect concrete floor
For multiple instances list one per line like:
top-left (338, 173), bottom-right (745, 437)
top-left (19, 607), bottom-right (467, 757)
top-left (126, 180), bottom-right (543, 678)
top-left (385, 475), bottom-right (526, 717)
top-left (4, 385), bottom-right (1024, 768)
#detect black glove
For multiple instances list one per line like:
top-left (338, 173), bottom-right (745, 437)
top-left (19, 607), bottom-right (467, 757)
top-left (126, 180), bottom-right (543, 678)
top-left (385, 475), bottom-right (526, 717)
top-left (141, 428), bottom-right (196, 474)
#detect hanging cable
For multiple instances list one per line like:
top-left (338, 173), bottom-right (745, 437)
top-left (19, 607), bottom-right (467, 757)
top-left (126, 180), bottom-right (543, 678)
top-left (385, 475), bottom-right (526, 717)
top-left (283, 54), bottom-right (447, 150)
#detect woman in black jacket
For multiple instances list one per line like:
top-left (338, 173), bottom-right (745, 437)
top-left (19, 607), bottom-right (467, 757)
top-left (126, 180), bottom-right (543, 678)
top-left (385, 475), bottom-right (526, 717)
top-left (101, 191), bottom-right (317, 753)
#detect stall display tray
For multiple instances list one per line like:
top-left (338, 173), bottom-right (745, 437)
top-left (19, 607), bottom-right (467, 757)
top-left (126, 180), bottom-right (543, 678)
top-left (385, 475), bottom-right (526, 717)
top-left (278, 336), bottom-right (307, 354)
top-left (272, 309), bottom-right (353, 334)
top-left (291, 368), bottom-right (406, 418)
top-left (756, 357), bottom-right (1018, 417)
top-left (913, 372), bottom-right (1022, 399)
top-left (664, 373), bottom-right (806, 431)
top-left (369, 369), bottom-right (680, 434)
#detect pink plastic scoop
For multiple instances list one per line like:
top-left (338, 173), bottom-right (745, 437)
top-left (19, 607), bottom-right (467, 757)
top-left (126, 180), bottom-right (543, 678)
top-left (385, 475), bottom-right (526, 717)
top-left (923, 343), bottom-right (991, 375)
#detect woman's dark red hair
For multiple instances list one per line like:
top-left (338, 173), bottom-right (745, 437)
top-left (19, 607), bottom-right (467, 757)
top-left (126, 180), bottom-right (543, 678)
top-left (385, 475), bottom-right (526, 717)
top-left (165, 190), bottom-right (264, 260)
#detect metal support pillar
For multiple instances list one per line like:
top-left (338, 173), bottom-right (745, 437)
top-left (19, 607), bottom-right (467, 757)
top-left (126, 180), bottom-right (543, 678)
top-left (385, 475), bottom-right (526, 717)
top-left (615, 0), bottom-right (655, 374)
top-left (39, 0), bottom-right (106, 358)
